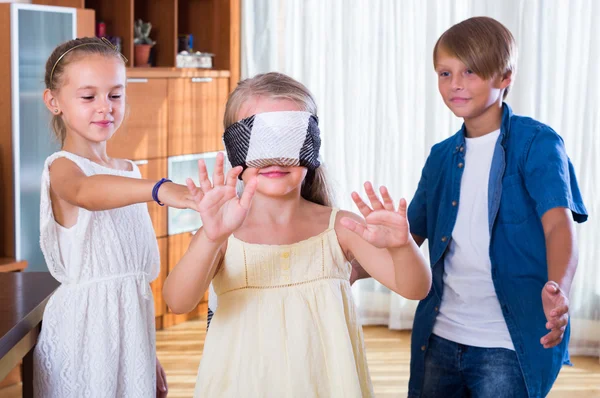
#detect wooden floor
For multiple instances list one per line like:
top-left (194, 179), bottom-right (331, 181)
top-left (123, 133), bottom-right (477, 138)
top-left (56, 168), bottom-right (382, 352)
top-left (155, 320), bottom-right (600, 397)
top-left (2, 319), bottom-right (599, 397)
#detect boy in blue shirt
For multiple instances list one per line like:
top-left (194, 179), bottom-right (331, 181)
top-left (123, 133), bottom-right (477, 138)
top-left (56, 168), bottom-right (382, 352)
top-left (352, 16), bottom-right (587, 397)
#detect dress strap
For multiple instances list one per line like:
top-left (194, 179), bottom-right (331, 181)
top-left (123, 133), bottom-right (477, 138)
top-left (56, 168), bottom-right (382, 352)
top-left (328, 208), bottom-right (339, 229)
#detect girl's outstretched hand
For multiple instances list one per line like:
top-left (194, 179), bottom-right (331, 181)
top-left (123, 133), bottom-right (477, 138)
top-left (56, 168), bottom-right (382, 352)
top-left (341, 182), bottom-right (410, 249)
top-left (185, 152), bottom-right (258, 243)
top-left (156, 181), bottom-right (201, 211)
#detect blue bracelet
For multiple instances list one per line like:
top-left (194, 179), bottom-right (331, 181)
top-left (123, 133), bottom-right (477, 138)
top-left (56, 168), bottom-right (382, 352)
top-left (152, 178), bottom-right (172, 206)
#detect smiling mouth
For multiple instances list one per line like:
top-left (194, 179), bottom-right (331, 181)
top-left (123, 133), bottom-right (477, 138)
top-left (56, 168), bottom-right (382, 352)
top-left (259, 167), bottom-right (290, 178)
top-left (92, 120), bottom-right (113, 126)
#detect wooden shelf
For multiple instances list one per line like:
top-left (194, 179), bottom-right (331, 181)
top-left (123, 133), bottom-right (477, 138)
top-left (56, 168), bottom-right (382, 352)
top-left (134, 0), bottom-right (177, 67)
top-left (74, 0), bottom-right (239, 86)
top-left (178, 0), bottom-right (239, 75)
top-left (85, 0), bottom-right (134, 66)
top-left (126, 67), bottom-right (230, 78)
top-left (32, 1), bottom-right (240, 85)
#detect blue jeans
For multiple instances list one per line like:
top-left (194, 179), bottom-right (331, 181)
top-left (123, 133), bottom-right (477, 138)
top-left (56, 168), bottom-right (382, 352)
top-left (419, 334), bottom-right (528, 398)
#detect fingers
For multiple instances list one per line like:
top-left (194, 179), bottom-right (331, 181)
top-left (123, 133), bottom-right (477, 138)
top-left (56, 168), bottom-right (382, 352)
top-left (197, 159), bottom-right (212, 193)
top-left (544, 281), bottom-right (560, 294)
top-left (355, 183), bottom-right (406, 217)
top-left (541, 327), bottom-right (566, 348)
top-left (156, 362), bottom-right (167, 394)
top-left (225, 166), bottom-right (243, 188)
top-left (364, 182), bottom-right (384, 211)
top-left (239, 174), bottom-right (258, 209)
top-left (340, 216), bottom-right (371, 241)
top-left (546, 314), bottom-right (568, 331)
top-left (398, 198), bottom-right (407, 217)
top-left (550, 304), bottom-right (569, 318)
top-left (186, 178), bottom-right (203, 201)
top-left (213, 152), bottom-right (225, 186)
top-left (157, 372), bottom-right (166, 392)
top-left (379, 186), bottom-right (395, 211)
top-left (161, 366), bottom-right (168, 393)
top-left (542, 309), bottom-right (568, 348)
top-left (351, 192), bottom-right (373, 218)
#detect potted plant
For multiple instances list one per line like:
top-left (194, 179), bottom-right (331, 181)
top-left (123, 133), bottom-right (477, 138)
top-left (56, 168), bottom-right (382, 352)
top-left (133, 19), bottom-right (156, 67)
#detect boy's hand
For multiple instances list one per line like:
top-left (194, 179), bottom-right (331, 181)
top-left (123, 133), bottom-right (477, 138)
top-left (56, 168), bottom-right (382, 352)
top-left (540, 281), bottom-right (569, 349)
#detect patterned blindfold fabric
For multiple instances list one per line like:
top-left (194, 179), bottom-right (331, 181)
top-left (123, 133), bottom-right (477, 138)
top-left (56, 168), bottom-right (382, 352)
top-left (223, 111), bottom-right (321, 177)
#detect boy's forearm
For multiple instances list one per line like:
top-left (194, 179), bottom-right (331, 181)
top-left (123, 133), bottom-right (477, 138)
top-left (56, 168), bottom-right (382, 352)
top-left (545, 221), bottom-right (578, 297)
top-left (163, 230), bottom-right (224, 314)
top-left (388, 238), bottom-right (432, 300)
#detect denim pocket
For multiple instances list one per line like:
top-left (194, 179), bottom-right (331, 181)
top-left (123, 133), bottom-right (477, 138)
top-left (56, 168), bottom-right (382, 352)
top-left (497, 173), bottom-right (536, 224)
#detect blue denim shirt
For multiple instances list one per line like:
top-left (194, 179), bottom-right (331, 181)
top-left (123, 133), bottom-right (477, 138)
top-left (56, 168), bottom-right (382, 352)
top-left (407, 103), bottom-right (588, 398)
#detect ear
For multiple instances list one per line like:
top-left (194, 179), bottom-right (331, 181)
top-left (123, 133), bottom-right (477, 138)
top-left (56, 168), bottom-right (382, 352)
top-left (43, 89), bottom-right (61, 115)
top-left (499, 70), bottom-right (512, 90)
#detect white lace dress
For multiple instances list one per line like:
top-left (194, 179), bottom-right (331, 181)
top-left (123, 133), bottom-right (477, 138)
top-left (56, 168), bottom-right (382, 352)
top-left (33, 151), bottom-right (160, 398)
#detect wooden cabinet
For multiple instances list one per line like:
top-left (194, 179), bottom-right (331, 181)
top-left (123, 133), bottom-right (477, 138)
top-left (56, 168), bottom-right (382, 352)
top-left (151, 238), bottom-right (167, 319)
top-left (161, 231), bottom-right (208, 328)
top-left (107, 78), bottom-right (168, 161)
top-left (134, 158), bottom-right (168, 238)
top-left (166, 231), bottom-right (193, 319)
top-left (168, 77), bottom-right (229, 156)
top-left (116, 70), bottom-right (229, 329)
top-left (1, 0), bottom-right (239, 330)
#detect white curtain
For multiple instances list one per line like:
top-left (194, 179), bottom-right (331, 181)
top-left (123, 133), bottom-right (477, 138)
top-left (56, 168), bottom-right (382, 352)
top-left (241, 0), bottom-right (600, 358)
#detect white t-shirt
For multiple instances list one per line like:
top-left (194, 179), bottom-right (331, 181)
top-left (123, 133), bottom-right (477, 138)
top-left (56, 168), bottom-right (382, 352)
top-left (432, 129), bottom-right (514, 350)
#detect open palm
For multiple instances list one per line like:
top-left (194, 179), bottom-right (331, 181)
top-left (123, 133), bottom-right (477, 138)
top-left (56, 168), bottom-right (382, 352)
top-left (341, 182), bottom-right (410, 248)
top-left (186, 152), bottom-right (258, 243)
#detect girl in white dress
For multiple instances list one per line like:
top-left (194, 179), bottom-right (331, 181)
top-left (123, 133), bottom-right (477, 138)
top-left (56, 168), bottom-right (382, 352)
top-left (34, 37), bottom-right (196, 398)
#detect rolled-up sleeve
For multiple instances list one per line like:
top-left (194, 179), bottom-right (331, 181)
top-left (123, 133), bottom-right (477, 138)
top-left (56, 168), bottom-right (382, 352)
top-left (523, 126), bottom-right (588, 223)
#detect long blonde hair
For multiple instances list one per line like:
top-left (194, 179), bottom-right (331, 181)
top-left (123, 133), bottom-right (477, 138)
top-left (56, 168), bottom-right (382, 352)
top-left (224, 72), bottom-right (334, 207)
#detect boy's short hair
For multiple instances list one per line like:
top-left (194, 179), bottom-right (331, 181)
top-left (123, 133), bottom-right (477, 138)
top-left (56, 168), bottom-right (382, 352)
top-left (433, 16), bottom-right (518, 99)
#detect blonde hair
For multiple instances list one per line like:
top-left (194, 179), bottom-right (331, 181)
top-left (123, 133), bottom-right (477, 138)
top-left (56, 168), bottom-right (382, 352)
top-left (225, 72), bottom-right (334, 207)
top-left (44, 37), bottom-right (126, 146)
top-left (433, 16), bottom-right (518, 99)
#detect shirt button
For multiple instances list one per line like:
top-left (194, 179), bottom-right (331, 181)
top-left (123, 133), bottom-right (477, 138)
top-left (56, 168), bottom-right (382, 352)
top-left (459, 146), bottom-right (464, 152)
top-left (421, 345), bottom-right (427, 351)
top-left (452, 201), bottom-right (457, 207)
top-left (458, 162), bottom-right (464, 168)
top-left (281, 252), bottom-right (290, 259)
top-left (434, 306), bottom-right (439, 312)
top-left (441, 236), bottom-right (447, 242)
